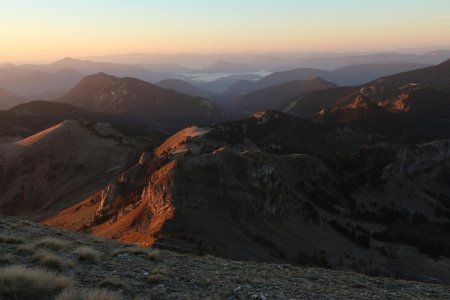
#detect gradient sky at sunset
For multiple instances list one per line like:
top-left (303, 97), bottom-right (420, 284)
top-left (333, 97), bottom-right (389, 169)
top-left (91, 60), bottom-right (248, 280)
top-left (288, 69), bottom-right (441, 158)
top-left (1, 0), bottom-right (450, 63)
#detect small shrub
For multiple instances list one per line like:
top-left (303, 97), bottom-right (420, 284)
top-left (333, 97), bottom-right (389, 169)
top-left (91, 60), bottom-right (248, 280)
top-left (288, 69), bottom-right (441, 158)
top-left (32, 250), bottom-right (75, 271)
top-left (0, 234), bottom-right (25, 244)
top-left (15, 244), bottom-right (35, 255)
top-left (74, 246), bottom-right (101, 263)
top-left (35, 237), bottom-right (72, 251)
top-left (55, 288), bottom-right (123, 300)
top-left (0, 265), bottom-right (74, 300)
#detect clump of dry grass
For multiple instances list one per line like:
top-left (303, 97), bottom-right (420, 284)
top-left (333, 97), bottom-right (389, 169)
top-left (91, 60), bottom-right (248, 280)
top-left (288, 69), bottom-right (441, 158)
top-left (146, 273), bottom-right (166, 284)
top-left (0, 234), bottom-right (25, 244)
top-left (35, 237), bottom-right (72, 251)
top-left (0, 254), bottom-right (14, 265)
top-left (112, 247), bottom-right (160, 260)
top-left (15, 244), bottom-right (35, 255)
top-left (98, 277), bottom-right (130, 291)
top-left (147, 249), bottom-right (160, 261)
top-left (74, 246), bottom-right (101, 263)
top-left (0, 265), bottom-right (74, 300)
top-left (55, 288), bottom-right (123, 300)
top-left (146, 268), bottom-right (169, 284)
top-left (9, 223), bottom-right (18, 229)
top-left (31, 250), bottom-right (75, 271)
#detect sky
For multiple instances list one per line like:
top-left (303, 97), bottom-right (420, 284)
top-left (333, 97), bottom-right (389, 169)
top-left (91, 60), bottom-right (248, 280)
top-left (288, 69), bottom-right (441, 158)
top-left (1, 0), bottom-right (450, 63)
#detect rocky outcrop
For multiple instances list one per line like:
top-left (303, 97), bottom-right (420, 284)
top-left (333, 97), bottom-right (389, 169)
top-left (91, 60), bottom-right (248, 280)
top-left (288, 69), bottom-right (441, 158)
top-left (95, 184), bottom-right (119, 220)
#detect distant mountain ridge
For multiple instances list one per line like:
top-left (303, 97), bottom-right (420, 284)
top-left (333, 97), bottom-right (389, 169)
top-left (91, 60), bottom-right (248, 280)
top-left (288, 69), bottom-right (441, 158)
top-left (83, 50), bottom-right (450, 71)
top-left (0, 57), bottom-right (164, 97)
top-left (198, 60), bottom-right (260, 74)
top-left (230, 77), bottom-right (336, 113)
top-left (0, 88), bottom-right (28, 110)
top-left (50, 57), bottom-right (157, 81)
top-left (56, 73), bottom-right (224, 129)
top-left (224, 63), bottom-right (431, 95)
top-left (285, 59), bottom-right (450, 116)
top-left (156, 79), bottom-right (214, 99)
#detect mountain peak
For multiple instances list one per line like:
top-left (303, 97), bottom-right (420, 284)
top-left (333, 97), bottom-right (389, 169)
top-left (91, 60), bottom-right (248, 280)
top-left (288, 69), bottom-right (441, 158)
top-left (440, 58), bottom-right (450, 66)
top-left (86, 72), bottom-right (116, 79)
top-left (54, 57), bottom-right (81, 64)
top-left (304, 76), bottom-right (329, 83)
top-left (56, 73), bottom-right (223, 127)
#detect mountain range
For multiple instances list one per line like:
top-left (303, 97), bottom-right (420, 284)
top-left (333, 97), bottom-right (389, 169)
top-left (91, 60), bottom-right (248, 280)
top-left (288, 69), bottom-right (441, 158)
top-left (196, 60), bottom-right (261, 74)
top-left (285, 58), bottom-right (450, 118)
top-left (56, 73), bottom-right (224, 130)
top-left (1, 56), bottom-right (450, 285)
top-left (84, 50), bottom-right (450, 71)
top-left (224, 63), bottom-right (431, 95)
top-left (40, 109), bottom-right (450, 283)
top-left (0, 88), bottom-right (27, 110)
top-left (0, 68), bottom-right (83, 99)
top-left (0, 58), bottom-right (159, 97)
top-left (157, 79), bottom-right (215, 99)
top-left (229, 77), bottom-right (337, 113)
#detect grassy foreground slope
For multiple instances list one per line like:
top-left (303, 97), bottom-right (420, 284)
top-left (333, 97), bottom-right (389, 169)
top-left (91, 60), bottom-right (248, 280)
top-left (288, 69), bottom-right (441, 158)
top-left (0, 215), bottom-right (449, 299)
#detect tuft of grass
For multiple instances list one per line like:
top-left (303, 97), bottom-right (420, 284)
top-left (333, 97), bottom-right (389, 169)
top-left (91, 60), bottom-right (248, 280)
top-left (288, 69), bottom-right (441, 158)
top-left (0, 265), bottom-right (74, 300)
top-left (55, 288), bottom-right (123, 300)
top-left (146, 273), bottom-right (167, 284)
top-left (0, 254), bottom-right (14, 265)
top-left (112, 247), bottom-right (160, 260)
top-left (98, 277), bottom-right (130, 292)
top-left (31, 250), bottom-right (75, 271)
top-left (146, 268), bottom-right (169, 284)
top-left (147, 249), bottom-right (160, 261)
top-left (35, 237), bottom-right (72, 251)
top-left (74, 246), bottom-right (101, 263)
top-left (15, 244), bottom-right (35, 255)
top-left (0, 234), bottom-right (25, 244)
